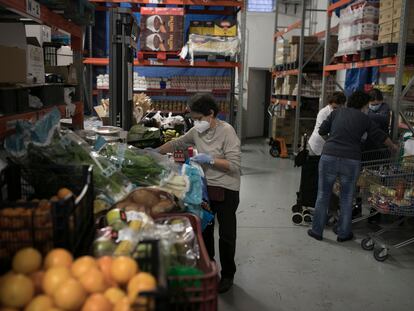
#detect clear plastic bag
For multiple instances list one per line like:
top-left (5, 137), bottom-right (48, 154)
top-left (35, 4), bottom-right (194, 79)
top-left (99, 143), bottom-right (179, 187)
top-left (154, 216), bottom-right (200, 267)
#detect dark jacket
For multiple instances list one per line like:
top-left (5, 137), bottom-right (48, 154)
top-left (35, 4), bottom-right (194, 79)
top-left (365, 102), bottom-right (391, 150)
top-left (319, 108), bottom-right (388, 160)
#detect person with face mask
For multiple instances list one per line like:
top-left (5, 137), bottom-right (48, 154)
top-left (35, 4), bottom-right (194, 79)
top-left (367, 89), bottom-right (390, 134)
top-left (157, 93), bottom-right (241, 293)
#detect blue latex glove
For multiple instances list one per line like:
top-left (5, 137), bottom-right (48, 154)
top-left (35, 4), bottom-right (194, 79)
top-left (191, 153), bottom-right (213, 164)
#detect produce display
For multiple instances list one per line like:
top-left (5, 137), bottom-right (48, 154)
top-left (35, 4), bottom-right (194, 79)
top-left (0, 187), bottom-right (75, 257)
top-left (0, 247), bottom-right (157, 310)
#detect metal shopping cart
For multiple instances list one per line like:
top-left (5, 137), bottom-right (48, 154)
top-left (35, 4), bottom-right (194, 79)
top-left (358, 155), bottom-right (414, 262)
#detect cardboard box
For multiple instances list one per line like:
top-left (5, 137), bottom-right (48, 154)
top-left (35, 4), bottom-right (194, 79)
top-left (214, 20), bottom-right (237, 37)
top-left (379, 33), bottom-right (393, 44)
top-left (380, 0), bottom-right (393, 11)
top-left (189, 21), bottom-right (204, 35)
top-left (290, 43), bottom-right (323, 63)
top-left (0, 46), bottom-right (27, 84)
top-left (140, 31), bottom-right (184, 52)
top-left (379, 7), bottom-right (394, 24)
top-left (0, 23), bottom-right (27, 84)
top-left (26, 37), bottom-right (45, 84)
top-left (25, 25), bottom-right (51, 46)
top-left (289, 36), bottom-right (318, 45)
top-left (392, 2), bottom-right (414, 21)
top-left (379, 21), bottom-right (394, 37)
top-left (392, 31), bottom-right (414, 43)
top-left (140, 7), bottom-right (184, 33)
top-left (204, 21), bottom-right (215, 35)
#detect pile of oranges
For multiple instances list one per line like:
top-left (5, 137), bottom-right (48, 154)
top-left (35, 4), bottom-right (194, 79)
top-left (0, 247), bottom-right (157, 311)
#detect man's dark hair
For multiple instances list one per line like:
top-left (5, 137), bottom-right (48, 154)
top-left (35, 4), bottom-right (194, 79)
top-left (368, 88), bottom-right (384, 102)
top-left (328, 91), bottom-right (346, 106)
top-left (348, 91), bottom-right (371, 109)
top-left (188, 93), bottom-right (219, 117)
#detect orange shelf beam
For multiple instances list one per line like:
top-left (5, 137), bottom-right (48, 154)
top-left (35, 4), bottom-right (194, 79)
top-left (324, 56), bottom-right (397, 72)
top-left (89, 0), bottom-right (243, 7)
top-left (0, 0), bottom-right (82, 39)
top-left (274, 20), bottom-right (302, 40)
top-left (83, 57), bottom-right (240, 68)
top-left (328, 0), bottom-right (352, 13)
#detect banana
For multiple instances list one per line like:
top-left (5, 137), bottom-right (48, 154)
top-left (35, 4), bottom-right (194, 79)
top-left (114, 240), bottom-right (133, 256)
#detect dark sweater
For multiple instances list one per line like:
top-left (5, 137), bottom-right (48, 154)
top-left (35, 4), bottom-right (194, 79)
top-left (319, 108), bottom-right (388, 160)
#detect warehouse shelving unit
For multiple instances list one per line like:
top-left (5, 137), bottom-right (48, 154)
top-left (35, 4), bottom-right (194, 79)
top-left (0, 0), bottom-right (86, 139)
top-left (320, 0), bottom-right (414, 139)
top-left (270, 0), bottom-right (327, 154)
top-left (85, 0), bottom-right (245, 134)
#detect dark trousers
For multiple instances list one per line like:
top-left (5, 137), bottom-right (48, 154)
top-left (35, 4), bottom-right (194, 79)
top-left (202, 189), bottom-right (239, 279)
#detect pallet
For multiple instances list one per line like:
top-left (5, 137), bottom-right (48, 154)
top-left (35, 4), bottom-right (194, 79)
top-left (334, 53), bottom-right (361, 64)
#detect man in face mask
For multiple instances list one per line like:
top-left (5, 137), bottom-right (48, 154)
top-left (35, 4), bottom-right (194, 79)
top-left (367, 89), bottom-right (390, 134)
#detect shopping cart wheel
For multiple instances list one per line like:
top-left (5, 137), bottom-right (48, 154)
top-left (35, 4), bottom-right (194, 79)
top-left (303, 214), bottom-right (312, 224)
top-left (292, 213), bottom-right (303, 225)
top-left (269, 147), bottom-right (279, 158)
top-left (292, 204), bottom-right (303, 213)
top-left (361, 237), bottom-right (375, 251)
top-left (374, 248), bottom-right (389, 262)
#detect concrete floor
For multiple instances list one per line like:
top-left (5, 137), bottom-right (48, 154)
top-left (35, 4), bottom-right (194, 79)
top-left (218, 139), bottom-right (414, 311)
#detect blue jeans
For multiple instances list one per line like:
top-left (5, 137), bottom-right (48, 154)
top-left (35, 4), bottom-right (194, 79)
top-left (312, 155), bottom-right (361, 239)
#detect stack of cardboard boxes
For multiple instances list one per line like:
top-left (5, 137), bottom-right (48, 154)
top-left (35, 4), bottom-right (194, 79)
top-left (337, 0), bottom-right (379, 54)
top-left (275, 39), bottom-right (291, 65)
top-left (379, 0), bottom-right (414, 44)
top-left (289, 36), bottom-right (323, 64)
top-left (189, 20), bottom-right (237, 37)
top-left (140, 8), bottom-right (184, 52)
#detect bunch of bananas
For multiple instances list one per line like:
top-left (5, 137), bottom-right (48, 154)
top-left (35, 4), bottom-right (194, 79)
top-left (163, 129), bottom-right (180, 143)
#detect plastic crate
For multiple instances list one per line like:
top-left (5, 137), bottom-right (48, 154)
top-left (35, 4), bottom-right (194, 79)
top-left (155, 213), bottom-right (218, 311)
top-left (0, 164), bottom-right (94, 273)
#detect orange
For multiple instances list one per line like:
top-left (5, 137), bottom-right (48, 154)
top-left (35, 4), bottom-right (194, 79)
top-left (0, 308), bottom-right (19, 311)
top-left (71, 256), bottom-right (97, 279)
top-left (127, 272), bottom-right (156, 304)
top-left (113, 297), bottom-right (131, 311)
top-left (44, 249), bottom-right (73, 269)
top-left (53, 278), bottom-right (86, 311)
top-left (0, 273), bottom-right (34, 308)
top-left (24, 295), bottom-right (54, 311)
top-left (57, 188), bottom-right (73, 200)
top-left (104, 287), bottom-right (126, 305)
top-left (81, 293), bottom-right (112, 311)
top-left (30, 271), bottom-right (45, 294)
top-left (79, 268), bottom-right (108, 293)
top-left (111, 257), bottom-right (138, 285)
top-left (46, 308), bottom-right (63, 311)
top-left (42, 267), bottom-right (71, 296)
top-left (12, 248), bottom-right (42, 274)
top-left (97, 256), bottom-right (116, 286)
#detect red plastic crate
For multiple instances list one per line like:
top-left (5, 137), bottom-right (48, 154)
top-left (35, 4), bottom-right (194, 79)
top-left (155, 213), bottom-right (218, 311)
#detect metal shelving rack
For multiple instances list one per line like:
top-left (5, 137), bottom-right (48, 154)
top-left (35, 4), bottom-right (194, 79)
top-left (270, 0), bottom-right (326, 154)
top-left (0, 0), bottom-right (86, 139)
top-left (320, 0), bottom-right (414, 140)
top-left (85, 0), bottom-right (245, 134)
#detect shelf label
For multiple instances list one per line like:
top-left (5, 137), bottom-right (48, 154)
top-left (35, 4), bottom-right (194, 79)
top-left (149, 60), bottom-right (164, 66)
top-left (26, 0), bottom-right (41, 19)
top-left (148, 0), bottom-right (163, 3)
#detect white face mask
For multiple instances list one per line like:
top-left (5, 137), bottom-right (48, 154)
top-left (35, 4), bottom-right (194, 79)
top-left (193, 120), bottom-right (210, 133)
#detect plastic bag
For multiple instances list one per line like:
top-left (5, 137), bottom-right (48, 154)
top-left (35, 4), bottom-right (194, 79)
top-left (155, 216), bottom-right (199, 267)
top-left (99, 143), bottom-right (179, 187)
top-left (185, 34), bottom-right (240, 66)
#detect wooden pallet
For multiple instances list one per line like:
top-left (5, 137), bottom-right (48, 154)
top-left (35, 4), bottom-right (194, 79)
top-left (334, 53), bottom-right (361, 64)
